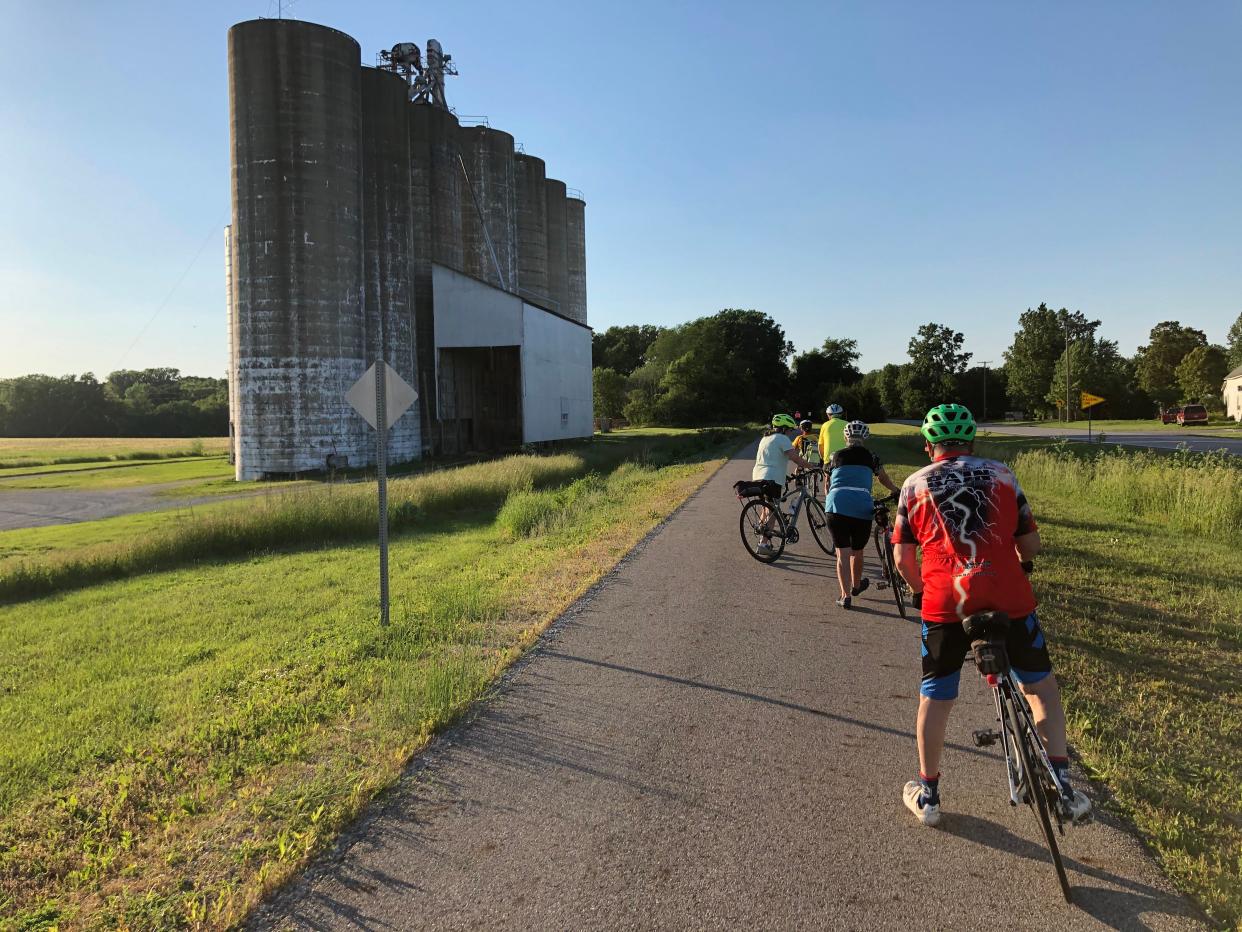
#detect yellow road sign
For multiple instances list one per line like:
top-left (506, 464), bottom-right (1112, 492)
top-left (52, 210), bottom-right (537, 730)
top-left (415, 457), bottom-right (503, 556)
top-left (1080, 392), bottom-right (1105, 409)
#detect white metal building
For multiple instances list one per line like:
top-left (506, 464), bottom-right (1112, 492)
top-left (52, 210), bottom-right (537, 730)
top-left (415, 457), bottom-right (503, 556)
top-left (431, 264), bottom-right (593, 452)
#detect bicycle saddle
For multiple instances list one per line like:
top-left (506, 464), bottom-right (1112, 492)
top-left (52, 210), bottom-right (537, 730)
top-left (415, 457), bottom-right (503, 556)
top-left (962, 611), bottom-right (1011, 675)
top-left (961, 610), bottom-right (1011, 640)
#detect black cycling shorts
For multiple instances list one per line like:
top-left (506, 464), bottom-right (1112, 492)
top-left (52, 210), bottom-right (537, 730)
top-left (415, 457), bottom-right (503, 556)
top-left (826, 513), bottom-right (870, 550)
top-left (920, 613), bottom-right (1053, 700)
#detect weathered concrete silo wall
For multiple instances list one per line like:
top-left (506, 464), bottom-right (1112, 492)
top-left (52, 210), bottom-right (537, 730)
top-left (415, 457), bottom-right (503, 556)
top-left (229, 19), bottom-right (366, 479)
top-left (564, 194), bottom-right (587, 325)
top-left (224, 225), bottom-right (239, 463)
top-left (458, 126), bottom-right (517, 291)
top-left (514, 154), bottom-right (548, 303)
top-left (408, 104), bottom-right (464, 443)
top-left (544, 178), bottom-right (569, 318)
top-left (361, 67), bottom-right (420, 464)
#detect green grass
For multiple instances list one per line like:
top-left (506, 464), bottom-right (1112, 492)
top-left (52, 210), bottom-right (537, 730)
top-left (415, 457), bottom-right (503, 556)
top-left (0, 457), bottom-right (234, 490)
top-left (0, 429), bottom-right (746, 604)
top-left (0, 429), bottom-right (744, 928)
top-left (997, 418), bottom-right (1240, 433)
top-left (0, 438), bottom-right (229, 470)
top-left (869, 425), bottom-right (1241, 927)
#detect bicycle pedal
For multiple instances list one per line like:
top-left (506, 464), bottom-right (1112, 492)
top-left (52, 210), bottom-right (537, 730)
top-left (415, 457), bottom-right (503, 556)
top-left (972, 729), bottom-right (1000, 747)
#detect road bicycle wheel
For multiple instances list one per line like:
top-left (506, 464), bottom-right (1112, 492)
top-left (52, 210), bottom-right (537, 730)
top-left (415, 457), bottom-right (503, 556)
top-left (883, 540), bottom-right (907, 619)
top-left (1003, 683), bottom-right (1073, 903)
top-left (804, 497), bottom-right (834, 555)
top-left (739, 499), bottom-right (786, 563)
top-left (873, 522), bottom-right (887, 564)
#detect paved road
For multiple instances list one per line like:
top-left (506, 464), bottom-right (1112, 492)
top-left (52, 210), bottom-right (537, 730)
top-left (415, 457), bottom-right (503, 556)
top-left (0, 483), bottom-right (274, 532)
top-left (257, 444), bottom-right (1202, 930)
top-left (977, 423), bottom-right (1242, 455)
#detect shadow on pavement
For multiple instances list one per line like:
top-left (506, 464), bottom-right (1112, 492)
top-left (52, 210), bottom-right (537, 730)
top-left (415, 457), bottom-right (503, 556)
top-left (940, 813), bottom-right (1198, 931)
top-left (544, 651), bottom-right (994, 760)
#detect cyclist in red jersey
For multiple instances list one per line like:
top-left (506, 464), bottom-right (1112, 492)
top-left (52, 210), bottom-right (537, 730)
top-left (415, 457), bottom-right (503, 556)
top-left (892, 404), bottom-right (1090, 828)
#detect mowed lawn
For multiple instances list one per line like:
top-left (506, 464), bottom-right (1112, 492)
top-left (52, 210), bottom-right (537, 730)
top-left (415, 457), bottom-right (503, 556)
top-left (996, 418), bottom-right (1241, 433)
top-left (869, 424), bottom-right (1241, 927)
top-left (0, 429), bottom-right (744, 929)
top-left (0, 438), bottom-right (229, 470)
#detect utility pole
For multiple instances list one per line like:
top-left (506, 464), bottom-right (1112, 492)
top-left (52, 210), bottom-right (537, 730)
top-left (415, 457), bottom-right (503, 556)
top-left (979, 361), bottom-right (992, 422)
top-left (1064, 320), bottom-right (1073, 424)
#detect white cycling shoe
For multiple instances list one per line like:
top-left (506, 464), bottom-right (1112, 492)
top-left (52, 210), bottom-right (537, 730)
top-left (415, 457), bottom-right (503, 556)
top-left (903, 781), bottom-right (941, 827)
top-left (1061, 787), bottom-right (1092, 824)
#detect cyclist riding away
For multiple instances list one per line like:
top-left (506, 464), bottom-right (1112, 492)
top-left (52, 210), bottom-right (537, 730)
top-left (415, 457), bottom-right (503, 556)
top-left (793, 419), bottom-right (821, 466)
top-left (892, 403), bottom-right (1091, 827)
top-left (752, 414), bottom-right (812, 556)
top-left (825, 420), bottom-right (899, 608)
top-left (817, 403), bottom-right (848, 462)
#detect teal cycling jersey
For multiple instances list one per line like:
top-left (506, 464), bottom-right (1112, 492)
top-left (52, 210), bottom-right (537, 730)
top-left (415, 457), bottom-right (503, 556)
top-left (825, 446), bottom-right (882, 520)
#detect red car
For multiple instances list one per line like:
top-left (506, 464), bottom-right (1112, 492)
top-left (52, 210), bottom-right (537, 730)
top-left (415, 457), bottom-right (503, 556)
top-left (1177, 404), bottom-right (1208, 426)
top-left (1160, 406), bottom-right (1181, 424)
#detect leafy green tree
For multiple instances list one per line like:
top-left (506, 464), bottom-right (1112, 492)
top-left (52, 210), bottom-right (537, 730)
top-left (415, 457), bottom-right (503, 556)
top-left (876, 363), bottom-right (907, 419)
top-left (1175, 344), bottom-right (1229, 408)
top-left (1226, 311), bottom-right (1242, 369)
top-left (1134, 321), bottom-right (1207, 408)
top-left (592, 325), bottom-right (665, 375)
top-left (1044, 338), bottom-right (1130, 420)
top-left (900, 323), bottom-right (972, 417)
top-left (789, 338), bottom-right (862, 411)
top-left (1002, 304), bottom-right (1099, 418)
top-left (615, 309), bottom-right (792, 425)
top-left (956, 365), bottom-right (1009, 421)
top-left (592, 367), bottom-right (627, 420)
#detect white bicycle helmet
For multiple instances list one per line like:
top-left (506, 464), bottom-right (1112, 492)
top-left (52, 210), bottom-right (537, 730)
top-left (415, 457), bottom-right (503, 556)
top-left (826, 403), bottom-right (844, 417)
top-left (845, 420), bottom-right (870, 443)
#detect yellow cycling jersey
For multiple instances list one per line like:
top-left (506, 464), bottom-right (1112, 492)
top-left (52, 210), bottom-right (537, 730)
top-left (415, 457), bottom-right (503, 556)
top-left (818, 417), bottom-right (847, 460)
top-left (793, 433), bottom-right (821, 463)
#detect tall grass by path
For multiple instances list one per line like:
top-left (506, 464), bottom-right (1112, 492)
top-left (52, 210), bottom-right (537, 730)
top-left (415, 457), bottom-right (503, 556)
top-left (870, 424), bottom-right (1241, 926)
top-left (0, 436), bottom-right (740, 928)
top-left (0, 428), bottom-right (747, 605)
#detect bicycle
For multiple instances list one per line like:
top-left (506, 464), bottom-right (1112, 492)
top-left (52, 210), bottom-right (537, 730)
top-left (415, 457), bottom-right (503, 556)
top-left (735, 468), bottom-right (834, 563)
top-left (871, 494), bottom-right (909, 619)
top-left (966, 610), bottom-right (1080, 903)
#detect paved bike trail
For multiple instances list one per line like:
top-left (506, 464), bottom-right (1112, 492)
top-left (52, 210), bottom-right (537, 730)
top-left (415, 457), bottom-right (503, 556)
top-left (256, 444), bottom-right (1203, 931)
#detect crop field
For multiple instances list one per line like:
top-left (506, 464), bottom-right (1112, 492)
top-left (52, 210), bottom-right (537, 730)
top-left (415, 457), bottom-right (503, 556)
top-left (869, 424), bottom-right (1241, 926)
top-left (0, 427), bottom-right (748, 928)
top-left (0, 438), bottom-right (229, 470)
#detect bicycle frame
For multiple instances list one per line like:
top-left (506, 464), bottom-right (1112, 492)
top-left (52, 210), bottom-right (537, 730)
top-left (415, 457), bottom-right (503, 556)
top-left (989, 673), bottom-right (1065, 816)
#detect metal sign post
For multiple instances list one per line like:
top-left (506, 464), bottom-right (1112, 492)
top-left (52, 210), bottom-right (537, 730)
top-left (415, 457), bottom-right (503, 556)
top-left (346, 362), bottom-right (418, 627)
top-left (375, 364), bottom-right (389, 626)
top-left (1080, 392), bottom-right (1105, 444)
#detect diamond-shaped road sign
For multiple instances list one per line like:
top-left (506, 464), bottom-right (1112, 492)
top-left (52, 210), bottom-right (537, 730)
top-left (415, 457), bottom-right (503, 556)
top-left (346, 362), bottom-right (418, 429)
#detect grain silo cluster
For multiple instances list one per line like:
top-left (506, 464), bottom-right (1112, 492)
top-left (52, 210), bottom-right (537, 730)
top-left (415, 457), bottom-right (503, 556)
top-left (226, 19), bottom-right (591, 481)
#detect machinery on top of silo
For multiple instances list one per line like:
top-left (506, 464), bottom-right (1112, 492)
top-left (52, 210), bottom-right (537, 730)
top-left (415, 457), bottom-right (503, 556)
top-left (227, 20), bottom-right (590, 478)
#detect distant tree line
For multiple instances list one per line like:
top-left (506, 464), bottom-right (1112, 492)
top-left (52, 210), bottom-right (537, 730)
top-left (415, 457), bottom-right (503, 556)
top-left (0, 369), bottom-right (228, 437)
top-left (594, 308), bottom-right (1242, 426)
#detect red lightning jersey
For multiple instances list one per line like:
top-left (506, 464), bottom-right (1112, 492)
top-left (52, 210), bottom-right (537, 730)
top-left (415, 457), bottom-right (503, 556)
top-left (892, 452), bottom-right (1038, 624)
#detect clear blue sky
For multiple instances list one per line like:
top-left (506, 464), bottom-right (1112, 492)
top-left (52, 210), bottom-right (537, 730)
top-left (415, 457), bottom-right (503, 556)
top-left (1, 0), bottom-right (1239, 379)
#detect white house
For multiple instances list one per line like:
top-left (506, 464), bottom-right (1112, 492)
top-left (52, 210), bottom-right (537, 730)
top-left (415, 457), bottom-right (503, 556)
top-left (1224, 365), bottom-right (1242, 422)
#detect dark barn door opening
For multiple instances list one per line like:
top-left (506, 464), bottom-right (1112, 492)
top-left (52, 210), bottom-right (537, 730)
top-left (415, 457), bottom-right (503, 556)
top-left (437, 346), bottom-right (522, 454)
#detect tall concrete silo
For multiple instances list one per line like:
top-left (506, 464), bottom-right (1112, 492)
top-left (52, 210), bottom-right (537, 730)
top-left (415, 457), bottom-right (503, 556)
top-left (565, 193), bottom-right (587, 324)
top-left (360, 67), bottom-right (420, 463)
top-left (458, 126), bottom-right (517, 291)
top-left (228, 19), bottom-right (366, 480)
top-left (514, 154), bottom-right (548, 302)
top-left (224, 225), bottom-right (239, 462)
top-left (544, 178), bottom-right (569, 317)
top-left (408, 103), bottom-right (464, 442)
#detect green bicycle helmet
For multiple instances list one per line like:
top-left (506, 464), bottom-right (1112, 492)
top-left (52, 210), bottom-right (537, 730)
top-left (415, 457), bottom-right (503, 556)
top-left (771, 413), bottom-right (799, 430)
top-left (921, 403), bottom-right (977, 444)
